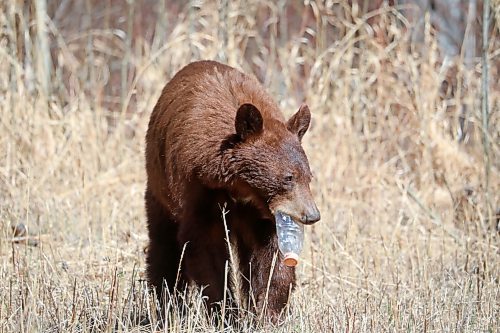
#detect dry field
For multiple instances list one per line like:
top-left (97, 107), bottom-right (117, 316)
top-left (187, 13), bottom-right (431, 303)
top-left (0, 1), bottom-right (499, 332)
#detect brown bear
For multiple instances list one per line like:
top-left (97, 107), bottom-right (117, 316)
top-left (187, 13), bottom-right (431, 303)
top-left (145, 60), bottom-right (320, 322)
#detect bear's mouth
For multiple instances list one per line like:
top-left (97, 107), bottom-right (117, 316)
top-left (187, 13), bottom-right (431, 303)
top-left (275, 211), bottom-right (301, 224)
top-left (271, 205), bottom-right (320, 225)
top-left (270, 208), bottom-right (303, 226)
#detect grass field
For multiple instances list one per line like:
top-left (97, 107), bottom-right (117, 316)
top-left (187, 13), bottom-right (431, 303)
top-left (0, 1), bottom-right (499, 332)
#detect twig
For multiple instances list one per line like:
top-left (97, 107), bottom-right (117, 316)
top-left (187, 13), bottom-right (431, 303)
top-left (406, 188), bottom-right (463, 244)
top-left (221, 261), bottom-right (228, 330)
top-left (10, 235), bottom-right (47, 247)
top-left (217, 0), bottom-right (228, 63)
top-left (260, 251), bottom-right (278, 322)
top-left (121, 0), bottom-right (134, 109)
top-left (220, 204), bottom-right (241, 326)
top-left (406, 189), bottom-right (441, 225)
top-left (35, 0), bottom-right (51, 98)
top-left (481, 0), bottom-right (492, 228)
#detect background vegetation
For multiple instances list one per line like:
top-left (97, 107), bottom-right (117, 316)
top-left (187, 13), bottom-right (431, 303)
top-left (0, 0), bottom-right (498, 332)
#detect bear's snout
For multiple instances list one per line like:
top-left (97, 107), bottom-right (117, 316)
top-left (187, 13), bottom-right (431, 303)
top-left (300, 203), bottom-right (320, 224)
top-left (271, 185), bottom-right (321, 225)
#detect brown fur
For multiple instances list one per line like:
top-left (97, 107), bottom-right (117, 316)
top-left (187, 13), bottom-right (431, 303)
top-left (145, 60), bottom-right (319, 322)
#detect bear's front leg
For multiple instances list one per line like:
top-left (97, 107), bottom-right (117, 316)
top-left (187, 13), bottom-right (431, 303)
top-left (178, 222), bottom-right (228, 300)
top-left (249, 235), bottom-right (296, 323)
top-left (145, 187), bottom-right (185, 303)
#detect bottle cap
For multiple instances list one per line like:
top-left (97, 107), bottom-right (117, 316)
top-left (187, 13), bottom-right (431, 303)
top-left (283, 252), bottom-right (299, 267)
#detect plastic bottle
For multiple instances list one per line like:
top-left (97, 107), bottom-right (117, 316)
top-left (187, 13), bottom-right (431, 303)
top-left (275, 212), bottom-right (304, 267)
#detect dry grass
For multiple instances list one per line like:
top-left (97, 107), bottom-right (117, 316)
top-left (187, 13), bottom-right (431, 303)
top-left (1, 1), bottom-right (499, 332)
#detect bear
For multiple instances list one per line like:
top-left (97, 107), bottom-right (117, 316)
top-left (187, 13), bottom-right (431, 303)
top-left (144, 60), bottom-right (320, 322)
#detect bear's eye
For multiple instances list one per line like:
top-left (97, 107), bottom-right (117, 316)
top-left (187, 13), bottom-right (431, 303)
top-left (284, 175), bottom-right (293, 182)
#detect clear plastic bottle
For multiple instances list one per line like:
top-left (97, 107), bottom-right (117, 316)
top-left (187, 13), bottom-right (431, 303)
top-left (275, 212), bottom-right (304, 267)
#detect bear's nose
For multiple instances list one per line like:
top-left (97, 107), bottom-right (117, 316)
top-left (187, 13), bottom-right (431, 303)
top-left (301, 205), bottom-right (320, 224)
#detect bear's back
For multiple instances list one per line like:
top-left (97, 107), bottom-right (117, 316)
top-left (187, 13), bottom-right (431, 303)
top-left (157, 61), bottom-right (283, 127)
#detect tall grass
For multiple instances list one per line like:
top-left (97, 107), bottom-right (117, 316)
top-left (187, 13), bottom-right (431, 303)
top-left (0, 1), bottom-right (498, 332)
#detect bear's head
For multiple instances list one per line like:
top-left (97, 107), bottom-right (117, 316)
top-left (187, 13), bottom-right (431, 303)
top-left (226, 103), bottom-right (320, 225)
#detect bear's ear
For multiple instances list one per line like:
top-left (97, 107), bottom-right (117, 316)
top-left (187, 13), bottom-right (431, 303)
top-left (235, 103), bottom-right (263, 140)
top-left (287, 104), bottom-right (311, 141)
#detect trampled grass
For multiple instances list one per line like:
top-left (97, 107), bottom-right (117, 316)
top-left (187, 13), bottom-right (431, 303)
top-left (0, 1), bottom-right (498, 332)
